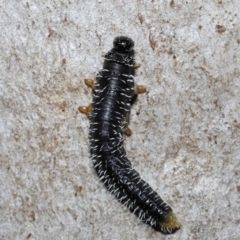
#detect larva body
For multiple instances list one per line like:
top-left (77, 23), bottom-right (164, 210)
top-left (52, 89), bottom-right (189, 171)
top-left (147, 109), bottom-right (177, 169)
top-left (79, 36), bottom-right (180, 234)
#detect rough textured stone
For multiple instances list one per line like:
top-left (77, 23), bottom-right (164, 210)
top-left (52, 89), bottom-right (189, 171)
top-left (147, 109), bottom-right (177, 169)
top-left (0, 1), bottom-right (239, 239)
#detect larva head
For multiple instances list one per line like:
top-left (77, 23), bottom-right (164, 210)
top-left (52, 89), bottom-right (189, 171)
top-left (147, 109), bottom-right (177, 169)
top-left (113, 36), bottom-right (134, 53)
top-left (104, 36), bottom-right (135, 66)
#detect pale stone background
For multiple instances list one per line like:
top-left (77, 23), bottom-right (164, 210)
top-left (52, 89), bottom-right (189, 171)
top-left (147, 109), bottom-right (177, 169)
top-left (0, 1), bottom-right (239, 240)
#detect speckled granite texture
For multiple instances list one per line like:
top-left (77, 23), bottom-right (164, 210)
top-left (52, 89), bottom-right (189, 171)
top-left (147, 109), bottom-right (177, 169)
top-left (0, 1), bottom-right (239, 240)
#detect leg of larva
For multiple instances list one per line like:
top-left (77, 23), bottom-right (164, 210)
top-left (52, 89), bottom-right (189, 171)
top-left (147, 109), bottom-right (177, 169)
top-left (124, 125), bottom-right (132, 136)
top-left (78, 104), bottom-right (92, 114)
top-left (123, 114), bottom-right (132, 136)
top-left (101, 52), bottom-right (106, 57)
top-left (135, 84), bottom-right (147, 94)
top-left (134, 63), bottom-right (141, 68)
top-left (84, 79), bottom-right (95, 90)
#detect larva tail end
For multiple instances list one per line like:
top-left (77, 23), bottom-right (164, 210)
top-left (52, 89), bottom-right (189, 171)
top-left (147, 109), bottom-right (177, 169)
top-left (158, 211), bottom-right (181, 234)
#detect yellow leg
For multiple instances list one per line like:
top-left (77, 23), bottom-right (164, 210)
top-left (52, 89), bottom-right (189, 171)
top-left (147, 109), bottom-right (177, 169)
top-left (84, 79), bottom-right (95, 90)
top-left (78, 104), bottom-right (92, 114)
top-left (134, 63), bottom-right (141, 68)
top-left (124, 125), bottom-right (132, 136)
top-left (123, 114), bottom-right (132, 136)
top-left (135, 84), bottom-right (147, 94)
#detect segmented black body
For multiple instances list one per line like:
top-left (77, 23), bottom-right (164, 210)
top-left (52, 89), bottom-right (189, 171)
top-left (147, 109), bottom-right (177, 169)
top-left (86, 36), bottom-right (180, 234)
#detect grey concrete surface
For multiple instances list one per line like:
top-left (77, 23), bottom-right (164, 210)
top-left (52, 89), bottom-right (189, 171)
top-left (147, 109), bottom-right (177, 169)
top-left (0, 1), bottom-right (239, 239)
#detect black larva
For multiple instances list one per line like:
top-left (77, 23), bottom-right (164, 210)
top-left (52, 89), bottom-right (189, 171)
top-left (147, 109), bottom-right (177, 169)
top-left (79, 36), bottom-right (181, 234)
